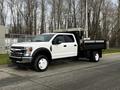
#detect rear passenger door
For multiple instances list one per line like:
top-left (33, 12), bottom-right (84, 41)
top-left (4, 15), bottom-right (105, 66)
top-left (63, 35), bottom-right (78, 57)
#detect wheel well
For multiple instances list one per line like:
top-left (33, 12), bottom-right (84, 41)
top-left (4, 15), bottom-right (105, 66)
top-left (32, 48), bottom-right (52, 63)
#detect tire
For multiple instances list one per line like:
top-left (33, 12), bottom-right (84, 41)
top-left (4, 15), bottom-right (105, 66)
top-left (33, 55), bottom-right (49, 72)
top-left (90, 52), bottom-right (100, 62)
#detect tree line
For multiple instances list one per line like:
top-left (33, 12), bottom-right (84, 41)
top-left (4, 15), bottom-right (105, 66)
top-left (0, 0), bottom-right (120, 47)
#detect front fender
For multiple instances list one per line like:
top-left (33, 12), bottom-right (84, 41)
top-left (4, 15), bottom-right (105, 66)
top-left (32, 48), bottom-right (52, 61)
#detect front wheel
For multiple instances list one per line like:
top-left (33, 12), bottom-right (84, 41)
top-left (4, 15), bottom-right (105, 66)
top-left (33, 55), bottom-right (49, 72)
top-left (90, 52), bottom-right (100, 62)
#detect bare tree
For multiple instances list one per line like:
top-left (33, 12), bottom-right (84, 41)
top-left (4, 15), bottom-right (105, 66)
top-left (40, 0), bottom-right (46, 34)
top-left (3, 0), bottom-right (119, 47)
top-left (0, 0), bottom-right (7, 26)
top-left (115, 0), bottom-right (120, 47)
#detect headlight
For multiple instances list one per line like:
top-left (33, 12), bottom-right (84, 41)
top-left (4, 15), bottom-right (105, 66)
top-left (25, 47), bottom-right (33, 56)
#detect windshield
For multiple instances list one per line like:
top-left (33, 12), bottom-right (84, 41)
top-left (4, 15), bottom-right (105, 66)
top-left (32, 34), bottom-right (54, 42)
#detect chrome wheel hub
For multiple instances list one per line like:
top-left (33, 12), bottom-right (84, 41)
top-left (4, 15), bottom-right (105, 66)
top-left (95, 53), bottom-right (99, 61)
top-left (38, 58), bottom-right (48, 70)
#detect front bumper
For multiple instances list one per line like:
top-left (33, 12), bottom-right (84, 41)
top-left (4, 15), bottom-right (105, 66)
top-left (9, 56), bottom-right (32, 63)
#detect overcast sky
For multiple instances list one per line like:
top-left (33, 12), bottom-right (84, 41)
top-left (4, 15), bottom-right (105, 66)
top-left (112, 0), bottom-right (117, 4)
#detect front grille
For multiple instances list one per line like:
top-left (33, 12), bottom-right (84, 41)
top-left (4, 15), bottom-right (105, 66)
top-left (10, 47), bottom-right (26, 57)
top-left (11, 52), bottom-right (23, 57)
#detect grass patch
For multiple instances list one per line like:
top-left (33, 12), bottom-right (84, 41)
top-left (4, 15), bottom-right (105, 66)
top-left (103, 49), bottom-right (120, 54)
top-left (0, 54), bottom-right (10, 65)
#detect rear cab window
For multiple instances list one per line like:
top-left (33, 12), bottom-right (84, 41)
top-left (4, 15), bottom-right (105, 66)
top-left (64, 35), bottom-right (75, 43)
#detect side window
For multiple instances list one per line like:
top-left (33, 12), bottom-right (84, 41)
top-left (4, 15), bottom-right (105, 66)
top-left (52, 35), bottom-right (65, 44)
top-left (64, 35), bottom-right (74, 43)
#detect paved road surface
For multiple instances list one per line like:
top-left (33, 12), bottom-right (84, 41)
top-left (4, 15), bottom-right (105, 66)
top-left (0, 54), bottom-right (120, 90)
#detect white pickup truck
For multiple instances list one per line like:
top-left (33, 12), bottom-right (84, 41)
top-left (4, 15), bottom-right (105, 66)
top-left (9, 31), bottom-right (106, 71)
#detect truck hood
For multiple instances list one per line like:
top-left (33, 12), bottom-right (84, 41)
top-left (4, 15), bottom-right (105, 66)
top-left (11, 42), bottom-right (50, 47)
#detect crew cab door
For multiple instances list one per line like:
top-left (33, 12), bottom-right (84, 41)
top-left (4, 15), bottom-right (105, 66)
top-left (52, 34), bottom-right (77, 59)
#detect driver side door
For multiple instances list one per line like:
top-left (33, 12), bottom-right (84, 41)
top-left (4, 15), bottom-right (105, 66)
top-left (52, 35), bottom-right (67, 59)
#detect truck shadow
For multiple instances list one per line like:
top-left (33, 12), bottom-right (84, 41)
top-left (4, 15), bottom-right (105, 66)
top-left (9, 58), bottom-right (91, 71)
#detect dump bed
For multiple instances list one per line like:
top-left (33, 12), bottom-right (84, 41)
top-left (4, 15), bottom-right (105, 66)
top-left (82, 40), bottom-right (106, 50)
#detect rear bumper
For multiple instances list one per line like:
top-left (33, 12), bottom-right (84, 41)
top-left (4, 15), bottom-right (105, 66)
top-left (9, 56), bottom-right (32, 63)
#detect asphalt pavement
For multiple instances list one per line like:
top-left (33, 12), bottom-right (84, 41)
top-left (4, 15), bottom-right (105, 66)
top-left (0, 53), bottom-right (120, 90)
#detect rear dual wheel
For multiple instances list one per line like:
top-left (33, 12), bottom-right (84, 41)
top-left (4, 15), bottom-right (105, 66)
top-left (90, 52), bottom-right (100, 62)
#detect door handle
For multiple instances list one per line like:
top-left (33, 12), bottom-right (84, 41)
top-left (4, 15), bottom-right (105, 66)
top-left (64, 45), bottom-right (67, 47)
top-left (74, 44), bottom-right (77, 47)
